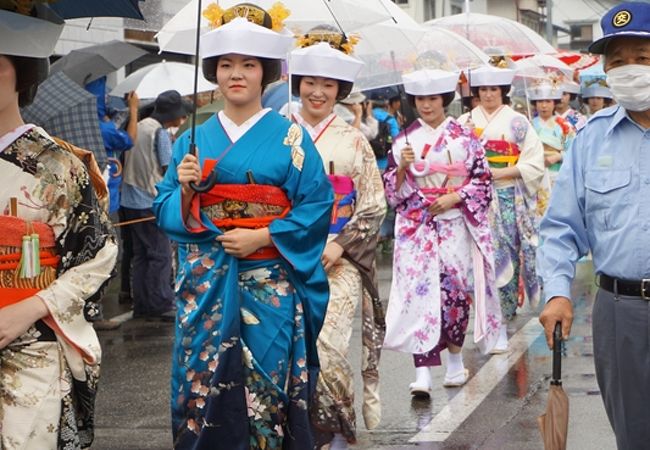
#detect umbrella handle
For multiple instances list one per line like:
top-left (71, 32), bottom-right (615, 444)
top-left (552, 322), bottom-right (563, 385)
top-left (188, 142), bottom-right (218, 193)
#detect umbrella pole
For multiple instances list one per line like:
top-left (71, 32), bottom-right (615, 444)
top-left (288, 52), bottom-right (294, 121)
top-left (390, 50), bottom-right (409, 145)
top-left (189, 0), bottom-right (218, 193)
top-left (552, 322), bottom-right (563, 386)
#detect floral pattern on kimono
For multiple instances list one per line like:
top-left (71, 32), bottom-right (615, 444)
top-left (382, 118), bottom-right (501, 358)
top-left (561, 108), bottom-right (587, 131)
top-left (0, 127), bottom-right (117, 450)
top-left (460, 106), bottom-right (544, 313)
top-left (297, 115), bottom-right (386, 446)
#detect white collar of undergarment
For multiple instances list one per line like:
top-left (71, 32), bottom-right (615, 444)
top-left (0, 124), bottom-right (35, 153)
top-left (218, 108), bottom-right (271, 143)
top-left (418, 116), bottom-right (451, 134)
top-left (293, 112), bottom-right (336, 141)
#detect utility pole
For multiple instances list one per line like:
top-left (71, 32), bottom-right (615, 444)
top-left (545, 0), bottom-right (554, 45)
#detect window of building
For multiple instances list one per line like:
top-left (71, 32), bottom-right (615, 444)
top-left (393, 0), bottom-right (408, 5)
top-left (451, 5), bottom-right (462, 14)
top-left (570, 24), bottom-right (593, 41)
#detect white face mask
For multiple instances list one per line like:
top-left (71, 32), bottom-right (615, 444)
top-left (606, 64), bottom-right (650, 112)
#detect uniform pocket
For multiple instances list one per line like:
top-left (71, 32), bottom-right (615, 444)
top-left (584, 168), bottom-right (631, 230)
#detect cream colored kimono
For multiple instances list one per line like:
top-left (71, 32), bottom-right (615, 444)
top-left (459, 106), bottom-right (544, 314)
top-left (0, 126), bottom-right (117, 449)
top-left (295, 113), bottom-right (386, 445)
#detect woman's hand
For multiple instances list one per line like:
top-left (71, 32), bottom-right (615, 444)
top-left (351, 103), bottom-right (363, 118)
top-left (178, 153), bottom-right (202, 197)
top-left (321, 242), bottom-right (344, 272)
top-left (321, 241), bottom-right (344, 272)
top-left (544, 152), bottom-right (562, 167)
top-left (428, 192), bottom-right (462, 216)
top-left (216, 228), bottom-right (271, 258)
top-left (398, 146), bottom-right (415, 171)
top-left (0, 296), bottom-right (49, 349)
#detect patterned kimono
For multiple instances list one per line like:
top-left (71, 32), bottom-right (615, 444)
top-left (153, 110), bottom-right (333, 450)
top-left (561, 108), bottom-right (587, 131)
top-left (459, 106), bottom-right (544, 319)
top-left (382, 118), bottom-right (501, 365)
top-left (0, 125), bottom-right (117, 449)
top-left (293, 113), bottom-right (386, 445)
top-left (531, 114), bottom-right (576, 216)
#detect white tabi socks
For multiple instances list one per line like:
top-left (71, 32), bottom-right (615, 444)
top-left (490, 322), bottom-right (509, 354)
top-left (443, 352), bottom-right (469, 387)
top-left (329, 433), bottom-right (348, 450)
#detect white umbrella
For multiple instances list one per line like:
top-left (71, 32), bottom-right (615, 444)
top-left (110, 61), bottom-right (215, 99)
top-left (156, 0), bottom-right (393, 55)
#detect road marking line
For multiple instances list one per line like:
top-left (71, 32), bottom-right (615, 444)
top-left (109, 311), bottom-right (133, 324)
top-left (410, 318), bottom-right (543, 443)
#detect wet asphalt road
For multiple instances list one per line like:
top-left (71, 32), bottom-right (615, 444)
top-left (92, 256), bottom-right (615, 449)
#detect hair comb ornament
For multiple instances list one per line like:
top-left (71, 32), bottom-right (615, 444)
top-left (203, 1), bottom-right (289, 32)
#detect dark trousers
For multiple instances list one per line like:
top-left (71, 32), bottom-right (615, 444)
top-left (121, 207), bottom-right (174, 317)
top-left (118, 207), bottom-right (134, 295)
top-left (593, 288), bottom-right (650, 450)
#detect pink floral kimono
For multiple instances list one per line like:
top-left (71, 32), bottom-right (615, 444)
top-left (383, 117), bottom-right (501, 364)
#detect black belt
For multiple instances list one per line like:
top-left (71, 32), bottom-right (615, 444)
top-left (600, 274), bottom-right (650, 299)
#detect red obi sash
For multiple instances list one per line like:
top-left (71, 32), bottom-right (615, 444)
top-left (195, 160), bottom-right (291, 260)
top-left (0, 215), bottom-right (60, 309)
top-left (484, 139), bottom-right (520, 167)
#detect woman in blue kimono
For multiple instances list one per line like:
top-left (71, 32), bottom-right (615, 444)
top-left (152, 4), bottom-right (333, 449)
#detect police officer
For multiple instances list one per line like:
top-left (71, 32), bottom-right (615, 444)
top-left (538, 2), bottom-right (650, 448)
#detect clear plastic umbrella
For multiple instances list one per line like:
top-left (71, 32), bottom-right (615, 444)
top-left (110, 61), bottom-right (215, 99)
top-left (426, 12), bottom-right (556, 57)
top-left (351, 0), bottom-right (490, 92)
top-left (156, 0), bottom-right (393, 55)
top-left (515, 54), bottom-right (574, 80)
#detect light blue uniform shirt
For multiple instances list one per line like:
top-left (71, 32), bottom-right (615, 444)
top-left (537, 105), bottom-right (650, 302)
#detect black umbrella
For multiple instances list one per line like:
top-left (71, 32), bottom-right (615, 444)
top-left (48, 0), bottom-right (145, 20)
top-left (51, 40), bottom-right (147, 86)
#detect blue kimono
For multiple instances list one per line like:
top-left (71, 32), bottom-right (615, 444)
top-left (153, 111), bottom-right (333, 450)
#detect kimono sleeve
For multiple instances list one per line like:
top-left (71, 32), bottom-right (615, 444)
top-left (36, 150), bottom-right (117, 363)
top-left (514, 116), bottom-right (545, 195)
top-left (334, 133), bottom-right (386, 251)
top-left (457, 133), bottom-right (493, 227)
top-left (267, 124), bottom-right (333, 363)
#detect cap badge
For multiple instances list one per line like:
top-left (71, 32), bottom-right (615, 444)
top-left (613, 10), bottom-right (632, 28)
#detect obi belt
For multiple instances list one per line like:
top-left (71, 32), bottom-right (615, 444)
top-left (484, 139), bottom-right (520, 168)
top-left (198, 182), bottom-right (291, 261)
top-left (402, 161), bottom-right (469, 221)
top-left (0, 215), bottom-right (60, 308)
top-left (328, 174), bottom-right (356, 234)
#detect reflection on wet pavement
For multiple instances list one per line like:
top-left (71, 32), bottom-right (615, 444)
top-left (93, 258), bottom-right (615, 449)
